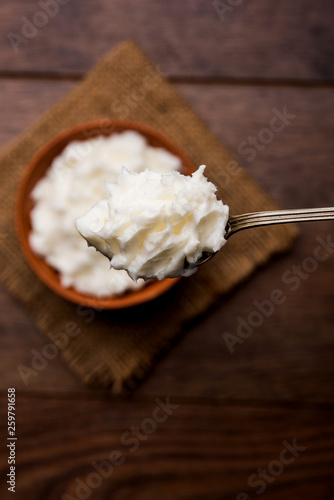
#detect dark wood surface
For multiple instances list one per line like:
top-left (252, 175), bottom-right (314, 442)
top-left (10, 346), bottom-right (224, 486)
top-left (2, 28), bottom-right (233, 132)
top-left (1, 1), bottom-right (334, 499)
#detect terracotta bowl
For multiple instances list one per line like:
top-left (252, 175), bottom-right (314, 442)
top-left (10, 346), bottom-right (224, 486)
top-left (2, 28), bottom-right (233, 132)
top-left (16, 119), bottom-right (195, 309)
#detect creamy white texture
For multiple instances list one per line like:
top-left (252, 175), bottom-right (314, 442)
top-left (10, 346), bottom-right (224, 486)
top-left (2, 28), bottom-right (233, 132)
top-left (29, 130), bottom-right (182, 297)
top-left (76, 165), bottom-right (229, 281)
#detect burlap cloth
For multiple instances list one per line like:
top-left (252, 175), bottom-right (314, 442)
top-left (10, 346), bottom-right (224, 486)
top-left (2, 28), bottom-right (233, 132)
top-left (0, 42), bottom-right (297, 392)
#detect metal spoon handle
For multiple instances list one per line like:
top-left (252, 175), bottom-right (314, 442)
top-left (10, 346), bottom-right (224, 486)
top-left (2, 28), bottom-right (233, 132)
top-left (225, 207), bottom-right (334, 239)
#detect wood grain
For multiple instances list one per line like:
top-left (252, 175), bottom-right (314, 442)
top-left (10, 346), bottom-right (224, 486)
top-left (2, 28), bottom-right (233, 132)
top-left (0, 0), bottom-right (333, 80)
top-left (0, 79), bottom-right (75, 150)
top-left (1, 393), bottom-right (334, 499)
top-left (1, 2), bottom-right (334, 497)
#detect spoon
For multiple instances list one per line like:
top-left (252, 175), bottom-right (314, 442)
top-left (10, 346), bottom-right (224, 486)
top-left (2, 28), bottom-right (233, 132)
top-left (184, 206), bottom-right (334, 274)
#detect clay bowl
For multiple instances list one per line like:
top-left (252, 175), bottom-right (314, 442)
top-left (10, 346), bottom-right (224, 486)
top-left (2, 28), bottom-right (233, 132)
top-left (16, 119), bottom-right (195, 309)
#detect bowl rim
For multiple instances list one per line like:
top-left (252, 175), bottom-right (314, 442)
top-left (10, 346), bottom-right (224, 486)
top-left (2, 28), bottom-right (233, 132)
top-left (15, 118), bottom-right (195, 309)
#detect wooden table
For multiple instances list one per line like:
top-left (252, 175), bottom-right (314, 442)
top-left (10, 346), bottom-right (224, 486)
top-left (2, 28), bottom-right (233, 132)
top-left (1, 1), bottom-right (334, 498)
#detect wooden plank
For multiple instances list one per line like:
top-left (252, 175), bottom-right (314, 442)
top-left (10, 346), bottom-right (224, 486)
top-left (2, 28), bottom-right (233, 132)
top-left (0, 0), bottom-right (334, 80)
top-left (0, 394), bottom-right (333, 499)
top-left (0, 80), bottom-right (333, 403)
top-left (0, 79), bottom-right (75, 149)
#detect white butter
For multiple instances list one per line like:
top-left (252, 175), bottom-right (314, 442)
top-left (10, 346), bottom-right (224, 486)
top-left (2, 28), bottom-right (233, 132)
top-left (76, 165), bottom-right (229, 281)
top-left (29, 131), bottom-right (182, 297)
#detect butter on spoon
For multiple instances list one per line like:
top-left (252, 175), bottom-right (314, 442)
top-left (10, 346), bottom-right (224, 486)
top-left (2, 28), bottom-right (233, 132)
top-left (76, 165), bottom-right (229, 281)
